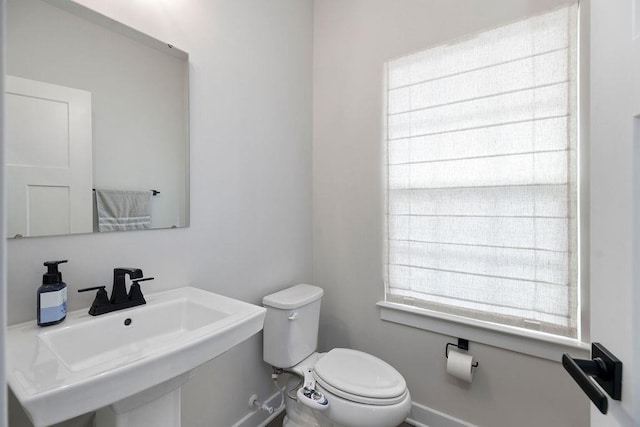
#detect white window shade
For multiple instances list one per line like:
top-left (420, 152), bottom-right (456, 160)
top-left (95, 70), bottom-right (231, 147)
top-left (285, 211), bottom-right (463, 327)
top-left (384, 4), bottom-right (578, 338)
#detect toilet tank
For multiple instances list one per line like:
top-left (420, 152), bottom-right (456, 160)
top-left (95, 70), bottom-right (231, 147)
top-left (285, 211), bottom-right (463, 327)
top-left (262, 284), bottom-right (323, 368)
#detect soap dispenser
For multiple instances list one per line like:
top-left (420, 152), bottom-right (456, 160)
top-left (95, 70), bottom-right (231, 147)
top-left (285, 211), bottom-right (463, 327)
top-left (37, 260), bottom-right (68, 326)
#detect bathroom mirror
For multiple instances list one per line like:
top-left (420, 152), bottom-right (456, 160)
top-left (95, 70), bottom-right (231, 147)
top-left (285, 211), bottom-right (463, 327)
top-left (5, 0), bottom-right (189, 238)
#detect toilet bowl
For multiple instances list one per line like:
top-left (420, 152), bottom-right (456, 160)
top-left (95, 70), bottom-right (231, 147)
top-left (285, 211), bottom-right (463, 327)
top-left (283, 349), bottom-right (411, 427)
top-left (262, 285), bottom-right (411, 427)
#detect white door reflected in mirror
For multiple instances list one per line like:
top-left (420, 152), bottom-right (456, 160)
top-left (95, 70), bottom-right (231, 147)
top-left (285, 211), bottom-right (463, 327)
top-left (6, 76), bottom-right (93, 238)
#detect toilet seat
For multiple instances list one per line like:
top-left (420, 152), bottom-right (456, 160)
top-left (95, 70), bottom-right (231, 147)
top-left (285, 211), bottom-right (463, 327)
top-left (312, 348), bottom-right (408, 406)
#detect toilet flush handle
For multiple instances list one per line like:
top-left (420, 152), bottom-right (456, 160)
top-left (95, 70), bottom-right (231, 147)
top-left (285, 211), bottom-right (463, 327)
top-left (288, 312), bottom-right (299, 320)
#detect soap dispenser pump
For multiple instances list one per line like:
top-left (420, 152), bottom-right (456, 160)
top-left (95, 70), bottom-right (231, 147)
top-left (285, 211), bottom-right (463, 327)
top-left (37, 260), bottom-right (68, 326)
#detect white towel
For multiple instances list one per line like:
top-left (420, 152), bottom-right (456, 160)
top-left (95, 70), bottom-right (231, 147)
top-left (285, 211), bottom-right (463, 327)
top-left (95, 190), bottom-right (152, 232)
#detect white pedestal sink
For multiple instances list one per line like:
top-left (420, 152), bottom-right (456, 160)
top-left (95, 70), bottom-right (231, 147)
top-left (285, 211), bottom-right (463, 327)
top-left (6, 287), bottom-right (266, 427)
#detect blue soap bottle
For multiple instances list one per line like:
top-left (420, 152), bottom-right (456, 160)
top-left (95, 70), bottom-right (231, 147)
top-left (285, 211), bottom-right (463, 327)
top-left (37, 260), bottom-right (68, 326)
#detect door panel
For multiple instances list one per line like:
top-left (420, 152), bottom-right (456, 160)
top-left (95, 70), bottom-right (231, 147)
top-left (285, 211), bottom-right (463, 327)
top-left (5, 76), bottom-right (92, 237)
top-left (589, 0), bottom-right (640, 425)
top-left (28, 185), bottom-right (70, 237)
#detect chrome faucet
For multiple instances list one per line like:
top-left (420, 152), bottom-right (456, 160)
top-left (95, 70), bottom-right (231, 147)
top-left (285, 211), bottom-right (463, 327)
top-left (78, 268), bottom-right (154, 316)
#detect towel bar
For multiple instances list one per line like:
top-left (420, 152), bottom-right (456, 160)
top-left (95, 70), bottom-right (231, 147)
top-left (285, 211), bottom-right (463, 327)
top-left (93, 189), bottom-right (159, 196)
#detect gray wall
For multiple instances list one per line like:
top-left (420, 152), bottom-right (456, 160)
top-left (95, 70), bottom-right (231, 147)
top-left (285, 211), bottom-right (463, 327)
top-left (6, 0), bottom-right (313, 425)
top-left (5, 1), bottom-right (594, 426)
top-left (312, 1), bottom-right (589, 426)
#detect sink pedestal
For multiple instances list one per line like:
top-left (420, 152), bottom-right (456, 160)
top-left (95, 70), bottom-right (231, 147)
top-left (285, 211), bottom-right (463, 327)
top-left (95, 372), bottom-right (193, 427)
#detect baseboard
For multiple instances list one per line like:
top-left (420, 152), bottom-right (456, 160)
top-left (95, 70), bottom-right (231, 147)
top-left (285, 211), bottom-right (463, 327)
top-left (231, 389), bottom-right (285, 427)
top-left (232, 397), bottom-right (474, 427)
top-left (406, 401), bottom-right (477, 427)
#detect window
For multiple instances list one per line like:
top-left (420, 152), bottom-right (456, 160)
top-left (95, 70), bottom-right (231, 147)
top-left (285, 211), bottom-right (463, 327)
top-left (384, 5), bottom-right (579, 339)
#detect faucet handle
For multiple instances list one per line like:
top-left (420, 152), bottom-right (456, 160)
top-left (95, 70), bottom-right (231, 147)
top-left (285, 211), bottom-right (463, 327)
top-left (132, 277), bottom-right (154, 284)
top-left (129, 277), bottom-right (154, 302)
top-left (78, 286), bottom-right (110, 316)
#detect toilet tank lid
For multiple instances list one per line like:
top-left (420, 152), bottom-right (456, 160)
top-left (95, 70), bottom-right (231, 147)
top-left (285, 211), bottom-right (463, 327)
top-left (263, 284), bottom-right (323, 309)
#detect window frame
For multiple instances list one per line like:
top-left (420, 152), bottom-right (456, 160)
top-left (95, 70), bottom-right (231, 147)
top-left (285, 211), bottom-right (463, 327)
top-left (378, 3), bottom-right (589, 361)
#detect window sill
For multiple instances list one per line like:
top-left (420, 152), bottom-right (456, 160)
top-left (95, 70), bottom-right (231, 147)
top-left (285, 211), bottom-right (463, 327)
top-left (377, 301), bottom-right (590, 362)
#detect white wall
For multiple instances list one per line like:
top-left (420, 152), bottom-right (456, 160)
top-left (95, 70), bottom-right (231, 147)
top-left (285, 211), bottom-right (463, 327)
top-left (6, 0), bottom-right (188, 231)
top-left (1, 0), bottom-right (8, 423)
top-left (312, 1), bottom-right (589, 426)
top-left (5, 0), bottom-right (313, 425)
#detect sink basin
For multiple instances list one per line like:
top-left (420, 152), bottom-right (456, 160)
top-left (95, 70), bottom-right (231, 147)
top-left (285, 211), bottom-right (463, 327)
top-left (40, 296), bottom-right (229, 372)
top-left (6, 286), bottom-right (266, 427)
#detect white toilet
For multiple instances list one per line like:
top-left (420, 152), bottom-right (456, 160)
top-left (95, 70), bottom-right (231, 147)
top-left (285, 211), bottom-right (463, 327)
top-left (263, 284), bottom-right (411, 427)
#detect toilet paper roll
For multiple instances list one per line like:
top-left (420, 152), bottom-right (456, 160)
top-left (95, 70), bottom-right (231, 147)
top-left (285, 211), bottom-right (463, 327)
top-left (446, 349), bottom-right (476, 383)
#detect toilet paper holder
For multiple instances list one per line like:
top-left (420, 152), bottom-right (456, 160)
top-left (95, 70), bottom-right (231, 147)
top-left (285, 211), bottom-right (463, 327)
top-left (445, 338), bottom-right (479, 367)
